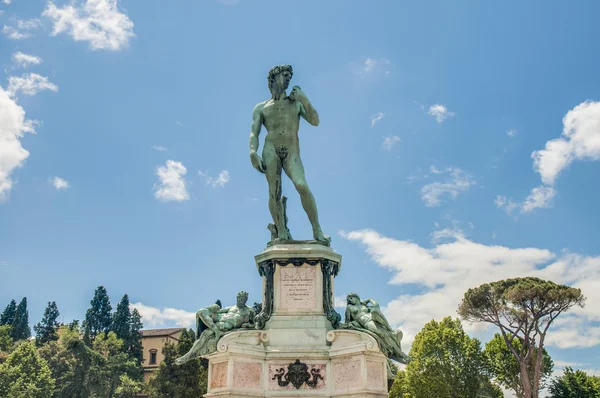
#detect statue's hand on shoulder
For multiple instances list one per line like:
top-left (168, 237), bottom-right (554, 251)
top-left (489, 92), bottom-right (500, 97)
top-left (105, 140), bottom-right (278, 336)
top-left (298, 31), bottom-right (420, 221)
top-left (250, 152), bottom-right (266, 173)
top-left (289, 86), bottom-right (307, 102)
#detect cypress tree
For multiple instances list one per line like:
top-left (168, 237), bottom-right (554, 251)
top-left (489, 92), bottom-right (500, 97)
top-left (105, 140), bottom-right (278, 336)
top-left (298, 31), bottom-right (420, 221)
top-left (0, 299), bottom-right (16, 326)
top-left (128, 309), bottom-right (143, 365)
top-left (34, 301), bottom-right (60, 346)
top-left (84, 286), bottom-right (112, 341)
top-left (11, 297), bottom-right (31, 340)
top-left (112, 295), bottom-right (131, 341)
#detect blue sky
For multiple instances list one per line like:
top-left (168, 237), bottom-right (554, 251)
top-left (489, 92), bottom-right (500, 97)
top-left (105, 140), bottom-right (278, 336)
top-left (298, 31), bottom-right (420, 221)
top-left (2, 0), bottom-right (600, 389)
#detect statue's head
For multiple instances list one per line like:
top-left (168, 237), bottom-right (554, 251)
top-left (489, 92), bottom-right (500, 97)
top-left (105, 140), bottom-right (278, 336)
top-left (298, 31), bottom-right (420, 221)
top-left (236, 290), bottom-right (249, 307)
top-left (346, 293), bottom-right (360, 305)
top-left (267, 64), bottom-right (293, 95)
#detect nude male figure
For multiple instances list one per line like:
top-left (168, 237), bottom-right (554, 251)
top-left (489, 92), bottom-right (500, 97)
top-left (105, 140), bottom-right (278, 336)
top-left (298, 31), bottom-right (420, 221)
top-left (249, 65), bottom-right (328, 244)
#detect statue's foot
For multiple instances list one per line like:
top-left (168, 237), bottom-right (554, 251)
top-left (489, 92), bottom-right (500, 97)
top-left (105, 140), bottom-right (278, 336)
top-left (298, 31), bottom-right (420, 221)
top-left (313, 229), bottom-right (331, 245)
top-left (175, 357), bottom-right (186, 366)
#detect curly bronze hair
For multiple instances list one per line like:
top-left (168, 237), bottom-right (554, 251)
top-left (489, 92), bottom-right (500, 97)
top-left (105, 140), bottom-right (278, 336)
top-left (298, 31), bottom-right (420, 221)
top-left (267, 64), bottom-right (293, 93)
top-left (236, 291), bottom-right (249, 302)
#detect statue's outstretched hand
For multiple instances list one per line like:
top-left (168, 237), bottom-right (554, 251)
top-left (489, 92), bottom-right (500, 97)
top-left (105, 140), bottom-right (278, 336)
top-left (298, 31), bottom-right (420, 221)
top-left (250, 152), bottom-right (266, 173)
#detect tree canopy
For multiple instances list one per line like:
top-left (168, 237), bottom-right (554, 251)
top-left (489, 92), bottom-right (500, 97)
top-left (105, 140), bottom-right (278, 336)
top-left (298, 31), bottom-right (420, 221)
top-left (458, 277), bottom-right (585, 398)
top-left (389, 317), bottom-right (497, 398)
top-left (84, 286), bottom-right (112, 342)
top-left (548, 367), bottom-right (600, 398)
top-left (34, 301), bottom-right (60, 347)
top-left (0, 341), bottom-right (55, 398)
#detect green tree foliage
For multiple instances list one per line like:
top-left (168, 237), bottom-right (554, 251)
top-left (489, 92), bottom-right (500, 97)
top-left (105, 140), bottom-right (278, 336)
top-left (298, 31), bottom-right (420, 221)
top-left (389, 317), bottom-right (493, 398)
top-left (0, 300), bottom-right (17, 326)
top-left (88, 332), bottom-right (141, 398)
top-left (548, 367), bottom-right (600, 398)
top-left (0, 341), bottom-right (55, 398)
top-left (0, 325), bottom-right (13, 365)
top-left (84, 286), bottom-right (112, 342)
top-left (34, 301), bottom-right (61, 347)
top-left (11, 297), bottom-right (31, 341)
top-left (114, 374), bottom-right (142, 398)
top-left (0, 325), bottom-right (13, 352)
top-left (484, 333), bottom-right (553, 398)
top-left (458, 277), bottom-right (585, 398)
top-left (38, 325), bottom-right (96, 398)
top-left (147, 329), bottom-right (208, 398)
top-left (127, 309), bottom-right (143, 366)
top-left (112, 295), bottom-right (131, 342)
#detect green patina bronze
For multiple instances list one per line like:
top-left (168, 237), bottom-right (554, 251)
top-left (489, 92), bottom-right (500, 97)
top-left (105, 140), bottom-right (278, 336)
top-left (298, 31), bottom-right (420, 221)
top-left (249, 65), bottom-right (330, 246)
top-left (175, 291), bottom-right (255, 365)
top-left (342, 293), bottom-right (410, 377)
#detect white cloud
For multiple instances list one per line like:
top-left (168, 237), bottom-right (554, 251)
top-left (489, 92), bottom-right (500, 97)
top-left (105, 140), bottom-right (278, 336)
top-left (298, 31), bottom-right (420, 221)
top-left (52, 176), bottom-right (69, 190)
top-left (3, 19), bottom-right (42, 40)
top-left (521, 185), bottom-right (557, 213)
top-left (342, 228), bottom-right (600, 349)
top-left (532, 101), bottom-right (600, 185)
top-left (354, 57), bottom-right (391, 79)
top-left (3, 0), bottom-right (12, 5)
top-left (43, 0), bottom-right (135, 51)
top-left (131, 302), bottom-right (195, 329)
top-left (8, 73), bottom-right (58, 97)
top-left (0, 85), bottom-right (36, 201)
top-left (199, 170), bottom-right (230, 188)
top-left (154, 160), bottom-right (189, 202)
top-left (370, 112), bottom-right (384, 128)
top-left (495, 186), bottom-right (557, 215)
top-left (334, 295), bottom-right (347, 309)
top-left (151, 145), bottom-right (167, 152)
top-left (507, 129), bottom-right (517, 137)
top-left (12, 52), bottom-right (42, 68)
top-left (381, 136), bottom-right (400, 151)
top-left (494, 195), bottom-right (519, 216)
top-left (420, 166), bottom-right (475, 207)
top-left (427, 104), bottom-right (455, 123)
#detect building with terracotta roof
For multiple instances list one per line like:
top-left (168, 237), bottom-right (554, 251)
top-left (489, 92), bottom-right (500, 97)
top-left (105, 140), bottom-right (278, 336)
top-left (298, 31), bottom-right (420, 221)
top-left (140, 328), bottom-right (185, 384)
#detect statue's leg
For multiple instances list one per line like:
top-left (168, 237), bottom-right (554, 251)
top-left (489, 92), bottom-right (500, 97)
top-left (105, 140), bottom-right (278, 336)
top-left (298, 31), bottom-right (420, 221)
top-left (283, 153), bottom-right (327, 242)
top-left (263, 145), bottom-right (288, 239)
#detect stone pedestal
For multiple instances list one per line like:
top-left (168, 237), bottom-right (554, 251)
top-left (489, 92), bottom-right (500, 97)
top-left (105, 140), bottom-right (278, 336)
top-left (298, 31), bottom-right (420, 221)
top-left (203, 244), bottom-right (388, 398)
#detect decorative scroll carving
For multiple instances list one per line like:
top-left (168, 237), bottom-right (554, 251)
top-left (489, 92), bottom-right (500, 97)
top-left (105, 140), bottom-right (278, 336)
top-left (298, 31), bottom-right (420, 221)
top-left (272, 359), bottom-right (323, 389)
top-left (322, 259), bottom-right (341, 328)
top-left (255, 260), bottom-right (275, 329)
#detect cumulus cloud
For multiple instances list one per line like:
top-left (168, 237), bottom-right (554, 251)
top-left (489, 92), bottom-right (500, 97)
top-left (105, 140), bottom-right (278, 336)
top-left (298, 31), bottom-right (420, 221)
top-left (8, 73), bottom-right (58, 97)
top-left (507, 129), bottom-right (517, 137)
top-left (521, 185), bottom-right (557, 213)
top-left (427, 104), bottom-right (455, 123)
top-left (130, 302), bottom-right (195, 329)
top-left (334, 295), bottom-right (347, 309)
top-left (370, 112), bottom-right (384, 128)
top-left (12, 52), bottom-right (42, 68)
top-left (52, 176), bottom-right (69, 190)
top-left (199, 170), bottom-right (230, 188)
top-left (43, 0), bottom-right (135, 51)
top-left (420, 166), bottom-right (475, 207)
top-left (151, 145), bottom-right (167, 152)
top-left (0, 85), bottom-right (36, 201)
top-left (532, 101), bottom-right (600, 185)
top-left (381, 136), bottom-right (400, 151)
top-left (3, 19), bottom-right (42, 40)
top-left (154, 160), bottom-right (189, 202)
top-left (342, 228), bottom-right (600, 349)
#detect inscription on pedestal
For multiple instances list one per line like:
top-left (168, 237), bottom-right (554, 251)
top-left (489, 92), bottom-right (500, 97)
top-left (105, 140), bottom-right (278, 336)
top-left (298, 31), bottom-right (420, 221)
top-left (280, 266), bottom-right (317, 310)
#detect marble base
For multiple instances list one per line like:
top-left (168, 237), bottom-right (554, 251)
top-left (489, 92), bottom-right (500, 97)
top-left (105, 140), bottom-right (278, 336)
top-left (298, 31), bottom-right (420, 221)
top-left (202, 244), bottom-right (387, 398)
top-left (203, 330), bottom-right (388, 398)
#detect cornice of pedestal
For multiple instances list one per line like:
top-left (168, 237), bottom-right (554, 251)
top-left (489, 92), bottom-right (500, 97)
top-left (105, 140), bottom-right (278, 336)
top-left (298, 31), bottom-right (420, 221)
top-left (255, 243), bottom-right (342, 270)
